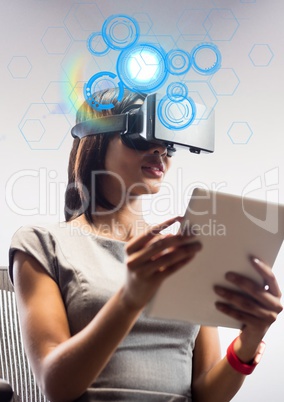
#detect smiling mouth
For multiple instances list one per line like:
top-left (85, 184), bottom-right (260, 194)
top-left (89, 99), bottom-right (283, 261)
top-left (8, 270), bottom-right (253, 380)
top-left (141, 165), bottom-right (164, 177)
top-left (141, 162), bottom-right (165, 171)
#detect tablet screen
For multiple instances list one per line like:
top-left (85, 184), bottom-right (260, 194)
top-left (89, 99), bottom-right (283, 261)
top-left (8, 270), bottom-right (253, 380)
top-left (146, 188), bottom-right (284, 328)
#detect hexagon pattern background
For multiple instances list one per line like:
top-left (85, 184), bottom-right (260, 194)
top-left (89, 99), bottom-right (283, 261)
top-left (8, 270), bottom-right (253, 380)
top-left (9, 2), bottom-right (263, 150)
top-left (2, 5), bottom-right (284, 402)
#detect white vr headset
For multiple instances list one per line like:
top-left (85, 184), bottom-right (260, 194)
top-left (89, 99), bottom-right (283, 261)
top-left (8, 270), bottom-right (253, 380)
top-left (71, 93), bottom-right (215, 157)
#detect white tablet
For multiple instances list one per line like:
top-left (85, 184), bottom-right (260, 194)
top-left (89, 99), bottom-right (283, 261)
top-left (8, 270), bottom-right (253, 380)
top-left (146, 188), bottom-right (284, 328)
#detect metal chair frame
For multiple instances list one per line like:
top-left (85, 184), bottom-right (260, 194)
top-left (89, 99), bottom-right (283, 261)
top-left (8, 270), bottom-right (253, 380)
top-left (0, 266), bottom-right (48, 402)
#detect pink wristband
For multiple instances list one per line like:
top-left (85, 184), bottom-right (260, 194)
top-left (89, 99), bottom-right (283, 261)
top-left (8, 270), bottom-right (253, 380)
top-left (226, 337), bottom-right (266, 375)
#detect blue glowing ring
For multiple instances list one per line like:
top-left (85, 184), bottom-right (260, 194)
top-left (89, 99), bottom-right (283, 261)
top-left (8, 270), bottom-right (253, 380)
top-left (158, 96), bottom-right (196, 130)
top-left (84, 71), bottom-right (124, 111)
top-left (166, 49), bottom-right (191, 75)
top-left (166, 82), bottom-right (189, 102)
top-left (191, 43), bottom-right (222, 75)
top-left (87, 32), bottom-right (110, 56)
top-left (102, 14), bottom-right (140, 50)
top-left (117, 43), bottom-right (168, 93)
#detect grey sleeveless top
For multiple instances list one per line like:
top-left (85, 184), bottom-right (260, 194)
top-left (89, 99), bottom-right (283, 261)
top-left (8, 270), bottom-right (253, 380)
top-left (9, 221), bottom-right (200, 402)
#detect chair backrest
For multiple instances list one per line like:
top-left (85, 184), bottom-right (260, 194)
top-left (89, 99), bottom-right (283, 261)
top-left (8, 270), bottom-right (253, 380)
top-left (0, 267), bottom-right (48, 402)
top-left (0, 378), bottom-right (14, 402)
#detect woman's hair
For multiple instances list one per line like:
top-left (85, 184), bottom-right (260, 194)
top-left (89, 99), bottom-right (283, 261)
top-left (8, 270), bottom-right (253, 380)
top-left (64, 87), bottom-right (146, 223)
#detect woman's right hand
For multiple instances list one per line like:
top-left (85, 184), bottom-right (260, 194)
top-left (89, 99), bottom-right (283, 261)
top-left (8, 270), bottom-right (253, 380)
top-left (122, 216), bottom-right (202, 311)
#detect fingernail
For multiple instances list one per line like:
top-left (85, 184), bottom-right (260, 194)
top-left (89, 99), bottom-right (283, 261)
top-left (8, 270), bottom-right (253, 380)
top-left (214, 286), bottom-right (227, 296)
top-left (226, 272), bottom-right (237, 281)
top-left (252, 257), bottom-right (260, 264)
top-left (215, 302), bottom-right (228, 312)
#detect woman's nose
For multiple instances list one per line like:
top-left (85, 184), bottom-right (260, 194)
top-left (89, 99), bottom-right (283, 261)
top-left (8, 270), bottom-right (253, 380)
top-left (151, 145), bottom-right (167, 156)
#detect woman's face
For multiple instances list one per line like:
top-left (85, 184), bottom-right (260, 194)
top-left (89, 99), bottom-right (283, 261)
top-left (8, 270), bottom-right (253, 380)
top-left (103, 135), bottom-right (172, 202)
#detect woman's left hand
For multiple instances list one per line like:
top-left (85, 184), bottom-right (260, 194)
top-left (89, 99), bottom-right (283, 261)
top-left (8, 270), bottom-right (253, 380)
top-left (214, 257), bottom-right (283, 360)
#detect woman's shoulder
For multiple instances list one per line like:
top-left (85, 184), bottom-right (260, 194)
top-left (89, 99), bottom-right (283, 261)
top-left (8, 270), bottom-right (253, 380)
top-left (11, 221), bottom-right (79, 241)
top-left (9, 222), bottom-right (66, 285)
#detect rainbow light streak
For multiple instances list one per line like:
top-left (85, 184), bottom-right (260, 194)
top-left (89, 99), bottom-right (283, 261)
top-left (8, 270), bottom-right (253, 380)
top-left (60, 54), bottom-right (91, 117)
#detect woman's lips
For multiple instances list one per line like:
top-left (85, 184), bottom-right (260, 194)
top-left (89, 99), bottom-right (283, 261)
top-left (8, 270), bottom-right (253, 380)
top-left (141, 164), bottom-right (164, 178)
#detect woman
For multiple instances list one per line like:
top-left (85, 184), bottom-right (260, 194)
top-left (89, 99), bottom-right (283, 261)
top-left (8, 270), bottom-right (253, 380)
top-left (9, 88), bottom-right (282, 402)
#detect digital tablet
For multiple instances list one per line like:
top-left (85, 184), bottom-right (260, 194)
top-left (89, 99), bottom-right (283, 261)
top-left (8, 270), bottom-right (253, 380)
top-left (146, 188), bottom-right (284, 328)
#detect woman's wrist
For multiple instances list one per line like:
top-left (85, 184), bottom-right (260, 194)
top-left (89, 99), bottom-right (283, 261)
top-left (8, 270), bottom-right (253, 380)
top-left (226, 336), bottom-right (266, 375)
top-left (234, 334), bottom-right (264, 362)
top-left (117, 286), bottom-right (145, 315)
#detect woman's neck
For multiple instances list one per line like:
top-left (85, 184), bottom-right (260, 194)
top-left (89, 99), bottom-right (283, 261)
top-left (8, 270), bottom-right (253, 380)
top-left (75, 199), bottom-right (149, 242)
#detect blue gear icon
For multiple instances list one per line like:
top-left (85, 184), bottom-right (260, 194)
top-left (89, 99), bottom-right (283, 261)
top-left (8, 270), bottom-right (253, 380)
top-left (102, 14), bottom-right (140, 50)
top-left (84, 71), bottom-right (124, 111)
top-left (158, 95), bottom-right (196, 130)
top-left (117, 43), bottom-right (168, 93)
top-left (166, 82), bottom-right (189, 102)
top-left (191, 43), bottom-right (221, 75)
top-left (166, 49), bottom-right (191, 75)
top-left (87, 32), bottom-right (110, 56)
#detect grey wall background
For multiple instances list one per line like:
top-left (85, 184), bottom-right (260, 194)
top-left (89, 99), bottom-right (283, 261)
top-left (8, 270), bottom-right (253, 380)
top-left (1, 0), bottom-right (284, 400)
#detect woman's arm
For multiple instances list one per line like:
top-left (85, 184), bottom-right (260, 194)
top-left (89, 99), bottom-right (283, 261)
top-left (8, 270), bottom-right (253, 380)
top-left (13, 217), bottom-right (202, 402)
top-left (192, 327), bottom-right (247, 402)
top-left (192, 257), bottom-right (283, 402)
top-left (14, 250), bottom-right (142, 402)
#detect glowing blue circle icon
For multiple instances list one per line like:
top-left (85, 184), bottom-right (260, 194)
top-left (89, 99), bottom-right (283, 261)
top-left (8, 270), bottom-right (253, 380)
top-left (166, 49), bottom-right (191, 75)
top-left (102, 14), bottom-right (140, 50)
top-left (158, 96), bottom-right (196, 130)
top-left (84, 71), bottom-right (124, 111)
top-left (167, 82), bottom-right (188, 102)
top-left (87, 32), bottom-right (110, 56)
top-left (117, 43), bottom-right (168, 93)
top-left (191, 43), bottom-right (222, 75)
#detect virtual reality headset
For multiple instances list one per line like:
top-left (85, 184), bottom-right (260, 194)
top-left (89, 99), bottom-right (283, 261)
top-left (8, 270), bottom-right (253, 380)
top-left (71, 93), bottom-right (215, 157)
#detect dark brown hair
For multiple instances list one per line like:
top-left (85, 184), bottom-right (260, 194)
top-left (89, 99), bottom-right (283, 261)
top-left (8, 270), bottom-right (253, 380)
top-left (64, 88), bottom-right (146, 223)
